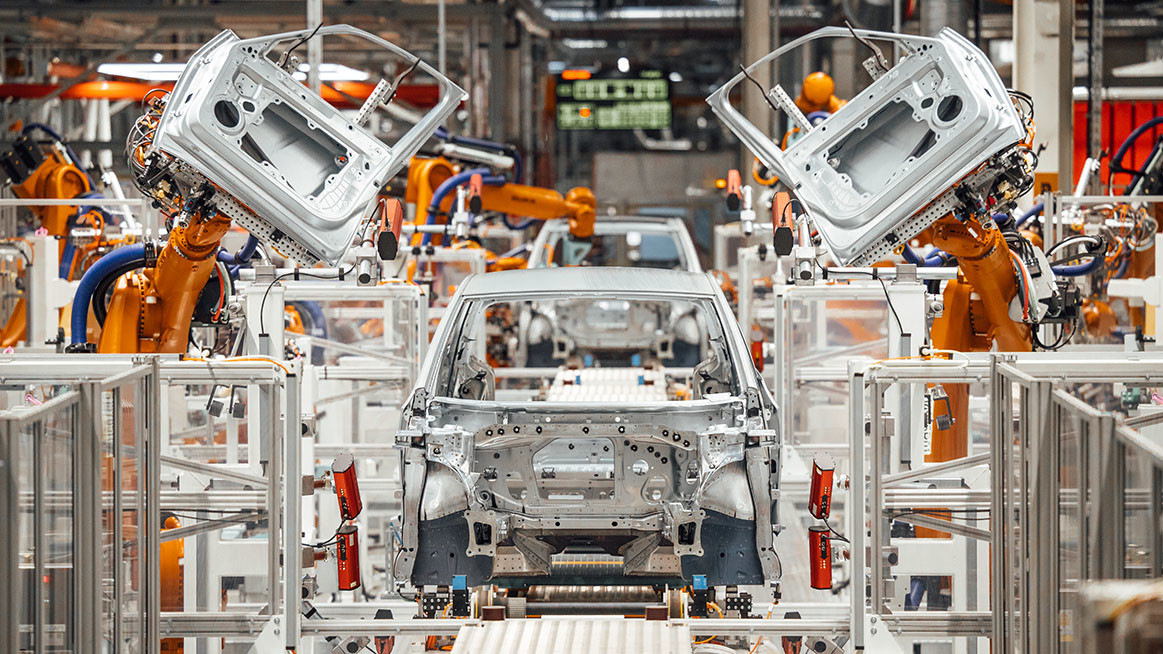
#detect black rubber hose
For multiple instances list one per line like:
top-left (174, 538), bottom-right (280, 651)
top-left (91, 261), bottom-right (147, 326)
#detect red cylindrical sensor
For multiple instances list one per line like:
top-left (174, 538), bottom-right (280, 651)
top-left (808, 525), bottom-right (832, 590)
top-left (332, 453), bottom-right (363, 520)
top-left (808, 454), bottom-right (835, 520)
top-left (336, 524), bottom-right (361, 591)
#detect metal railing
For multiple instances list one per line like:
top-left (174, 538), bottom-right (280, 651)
top-left (992, 354), bottom-right (1163, 653)
top-left (847, 352), bottom-right (1163, 652)
top-left (0, 356), bottom-right (294, 654)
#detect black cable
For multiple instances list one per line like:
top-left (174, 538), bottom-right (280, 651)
top-left (259, 265), bottom-right (356, 335)
top-left (823, 517), bottom-right (849, 543)
top-left (740, 64), bottom-right (781, 116)
top-left (304, 523), bottom-right (344, 549)
top-left (385, 58), bottom-right (422, 106)
top-left (810, 259), bottom-right (905, 336)
top-left (890, 509), bottom-right (992, 522)
top-left (278, 22), bottom-right (323, 69)
top-left (92, 260), bottom-right (148, 325)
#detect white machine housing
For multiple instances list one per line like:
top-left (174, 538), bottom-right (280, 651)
top-left (149, 25), bottom-right (466, 265)
top-left (707, 27), bottom-right (1027, 267)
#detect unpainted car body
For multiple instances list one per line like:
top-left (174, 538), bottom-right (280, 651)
top-left (527, 216), bottom-right (702, 272)
top-left (393, 268), bottom-right (781, 590)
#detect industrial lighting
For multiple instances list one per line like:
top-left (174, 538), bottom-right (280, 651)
top-left (561, 69), bottom-right (592, 81)
top-left (562, 38), bottom-right (608, 49)
top-left (96, 62), bottom-right (186, 81)
top-left (617, 57), bottom-right (630, 73)
top-left (97, 61), bottom-right (369, 82)
top-left (669, 72), bottom-right (683, 83)
top-left (295, 63), bottom-right (370, 82)
top-left (151, 52), bottom-right (164, 63)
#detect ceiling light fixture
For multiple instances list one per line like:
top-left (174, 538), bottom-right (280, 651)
top-left (97, 61), bottom-right (369, 82)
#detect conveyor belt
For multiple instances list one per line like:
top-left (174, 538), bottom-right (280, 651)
top-left (546, 367), bottom-right (668, 402)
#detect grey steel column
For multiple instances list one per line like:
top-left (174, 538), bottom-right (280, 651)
top-left (741, 0), bottom-right (772, 169)
top-left (848, 366), bottom-right (865, 649)
top-left (1059, 0), bottom-right (1075, 192)
top-left (306, 0), bottom-right (323, 95)
top-left (487, 9), bottom-right (505, 140)
top-left (438, 0), bottom-right (447, 74)
top-left (283, 373), bottom-right (301, 649)
top-left (1086, 0), bottom-right (1103, 173)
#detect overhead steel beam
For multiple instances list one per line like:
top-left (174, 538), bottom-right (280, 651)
top-left (0, 1), bottom-right (494, 20)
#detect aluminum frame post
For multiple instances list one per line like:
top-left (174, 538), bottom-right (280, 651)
top-left (1027, 381), bottom-right (1058, 649)
top-left (144, 360), bottom-right (162, 653)
top-left (267, 378), bottom-right (283, 617)
top-left (283, 372), bottom-right (301, 649)
top-left (848, 364), bottom-right (866, 649)
top-left (988, 358), bottom-right (1009, 652)
top-left (0, 420), bottom-right (19, 654)
top-left (75, 381), bottom-right (104, 649)
top-left (869, 381), bottom-right (886, 615)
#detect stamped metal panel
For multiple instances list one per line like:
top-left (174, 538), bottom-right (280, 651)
top-left (708, 27), bottom-right (1025, 266)
top-left (449, 618), bottom-right (692, 654)
top-left (151, 25), bottom-right (466, 265)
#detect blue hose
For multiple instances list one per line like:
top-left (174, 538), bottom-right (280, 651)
top-left (1111, 117), bottom-right (1163, 192)
top-left (70, 244), bottom-right (147, 344)
top-left (217, 234), bottom-right (259, 266)
top-left (502, 215), bottom-right (536, 231)
top-left (76, 190), bottom-right (114, 225)
top-left (1113, 254), bottom-right (1130, 279)
top-left (1051, 257), bottom-right (1104, 277)
top-left (421, 169), bottom-right (506, 245)
top-left (902, 244), bottom-right (951, 267)
top-left (1015, 202), bottom-right (1044, 228)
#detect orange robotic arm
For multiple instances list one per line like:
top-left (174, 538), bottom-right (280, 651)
top-left (98, 210), bottom-right (231, 354)
top-left (926, 214), bottom-right (1032, 462)
top-left (475, 183), bottom-right (596, 240)
top-left (9, 142), bottom-right (92, 236)
top-left (406, 156), bottom-right (596, 245)
top-left (1, 133), bottom-right (102, 346)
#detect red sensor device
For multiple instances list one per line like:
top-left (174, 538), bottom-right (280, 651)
top-left (808, 454), bottom-right (835, 520)
top-left (332, 453), bottom-right (363, 521)
top-left (808, 525), bottom-right (832, 590)
top-left (336, 524), bottom-right (361, 591)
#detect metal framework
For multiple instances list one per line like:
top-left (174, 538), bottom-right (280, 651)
top-left (849, 352), bottom-right (1163, 652)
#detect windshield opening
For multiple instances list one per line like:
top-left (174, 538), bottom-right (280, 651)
top-left (537, 227), bottom-right (688, 270)
top-left (435, 294), bottom-right (737, 403)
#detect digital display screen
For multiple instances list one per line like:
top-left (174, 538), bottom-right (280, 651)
top-left (556, 73), bottom-right (671, 130)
